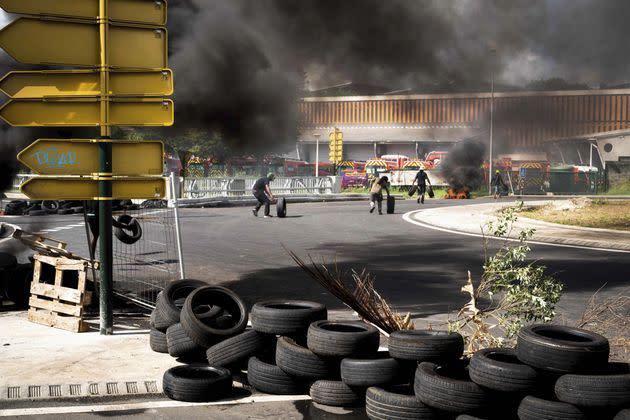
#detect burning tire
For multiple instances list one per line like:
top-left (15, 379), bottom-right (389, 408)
top-left (181, 286), bottom-right (248, 347)
top-left (247, 356), bottom-right (305, 395)
top-left (250, 300), bottom-right (327, 335)
top-left (388, 330), bottom-right (464, 363)
top-left (307, 320), bottom-right (379, 358)
top-left (517, 395), bottom-right (586, 420)
top-left (276, 336), bottom-right (338, 380)
top-left (341, 352), bottom-right (400, 387)
top-left (365, 385), bottom-right (439, 420)
top-left (206, 329), bottom-right (266, 367)
top-left (162, 365), bottom-right (232, 402)
top-left (309, 380), bottom-right (365, 407)
top-left (516, 324), bottom-right (609, 373)
top-left (414, 362), bottom-right (491, 414)
top-left (469, 347), bottom-right (538, 393)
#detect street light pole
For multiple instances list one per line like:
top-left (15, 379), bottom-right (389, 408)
top-left (314, 134), bottom-right (320, 177)
top-left (488, 49), bottom-right (496, 194)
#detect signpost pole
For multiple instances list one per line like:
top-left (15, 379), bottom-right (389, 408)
top-left (98, 0), bottom-right (113, 335)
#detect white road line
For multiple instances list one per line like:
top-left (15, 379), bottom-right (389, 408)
top-left (402, 210), bottom-right (630, 254)
top-left (0, 394), bottom-right (312, 417)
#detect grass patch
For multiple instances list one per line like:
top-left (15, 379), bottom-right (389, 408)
top-left (605, 180), bottom-right (630, 195)
top-left (520, 199), bottom-right (630, 231)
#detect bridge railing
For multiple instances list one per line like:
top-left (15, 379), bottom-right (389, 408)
top-left (182, 176), bottom-right (340, 199)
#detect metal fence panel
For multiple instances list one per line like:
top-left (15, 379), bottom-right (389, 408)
top-left (182, 176), bottom-right (336, 199)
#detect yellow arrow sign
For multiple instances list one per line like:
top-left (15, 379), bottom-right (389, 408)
top-left (0, 98), bottom-right (174, 127)
top-left (0, 70), bottom-right (173, 99)
top-left (18, 139), bottom-right (164, 176)
top-left (20, 177), bottom-right (166, 200)
top-left (0, 18), bottom-right (167, 68)
top-left (0, 0), bottom-right (167, 26)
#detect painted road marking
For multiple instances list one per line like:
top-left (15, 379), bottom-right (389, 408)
top-left (402, 210), bottom-right (630, 254)
top-left (0, 394), bottom-right (312, 417)
top-left (35, 223), bottom-right (85, 235)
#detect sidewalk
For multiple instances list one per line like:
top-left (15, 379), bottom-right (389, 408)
top-left (405, 200), bottom-right (630, 252)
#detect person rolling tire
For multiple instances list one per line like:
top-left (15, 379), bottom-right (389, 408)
top-left (276, 197), bottom-right (286, 218)
top-left (162, 365), bottom-right (232, 402)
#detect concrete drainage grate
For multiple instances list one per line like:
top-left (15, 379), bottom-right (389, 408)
top-left (0, 379), bottom-right (162, 401)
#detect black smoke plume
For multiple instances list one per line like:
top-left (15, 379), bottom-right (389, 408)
top-left (441, 140), bottom-right (486, 190)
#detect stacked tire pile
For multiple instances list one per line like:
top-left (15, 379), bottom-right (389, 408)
top-left (150, 288), bottom-right (629, 418)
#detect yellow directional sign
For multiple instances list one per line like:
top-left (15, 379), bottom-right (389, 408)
top-left (20, 177), bottom-right (166, 200)
top-left (0, 70), bottom-right (174, 99)
top-left (0, 98), bottom-right (174, 127)
top-left (0, 0), bottom-right (167, 26)
top-left (18, 139), bottom-right (164, 176)
top-left (0, 18), bottom-right (168, 68)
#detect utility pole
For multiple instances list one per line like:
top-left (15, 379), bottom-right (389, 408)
top-left (314, 134), bottom-right (320, 177)
top-left (488, 48), bottom-right (496, 194)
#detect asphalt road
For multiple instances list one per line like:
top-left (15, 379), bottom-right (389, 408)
top-left (2, 197), bottom-right (629, 419)
top-left (4, 197), bottom-right (628, 321)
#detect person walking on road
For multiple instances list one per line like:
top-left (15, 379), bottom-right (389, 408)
top-left (252, 173), bottom-right (276, 218)
top-left (412, 169), bottom-right (431, 204)
top-left (369, 175), bottom-right (390, 215)
top-left (492, 170), bottom-right (507, 199)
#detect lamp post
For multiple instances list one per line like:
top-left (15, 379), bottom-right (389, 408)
top-left (314, 134), bottom-right (320, 177)
top-left (488, 48), bottom-right (496, 194)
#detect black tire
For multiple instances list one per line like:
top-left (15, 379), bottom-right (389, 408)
top-left (341, 351), bottom-right (400, 387)
top-left (166, 323), bottom-right (205, 358)
top-left (309, 380), bottom-right (364, 407)
top-left (389, 330), bottom-right (464, 363)
top-left (276, 336), bottom-right (338, 380)
top-left (408, 185), bottom-right (418, 197)
top-left (114, 214), bottom-right (143, 245)
top-left (149, 328), bottom-right (168, 353)
top-left (206, 329), bottom-right (266, 367)
top-left (517, 395), bottom-right (587, 420)
top-left (366, 385), bottom-right (439, 420)
top-left (516, 324), bottom-right (609, 373)
top-left (276, 197), bottom-right (286, 218)
top-left (57, 208), bottom-right (73, 215)
top-left (41, 200), bottom-right (59, 213)
top-left (247, 356), bottom-right (305, 395)
top-left (307, 320), bottom-right (379, 358)
top-left (387, 195), bottom-right (395, 214)
top-left (554, 366), bottom-right (630, 408)
top-left (154, 280), bottom-right (207, 330)
top-left (181, 286), bottom-right (248, 347)
top-left (163, 365), bottom-right (232, 402)
top-left (414, 362), bottom-right (490, 414)
top-left (71, 206), bottom-right (84, 213)
top-left (250, 300), bottom-right (327, 335)
top-left (4, 264), bottom-right (33, 308)
top-left (469, 347), bottom-right (538, 393)
top-left (28, 209), bottom-right (47, 216)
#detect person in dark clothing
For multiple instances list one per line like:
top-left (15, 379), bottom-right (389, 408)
top-left (369, 175), bottom-right (390, 215)
top-left (492, 170), bottom-right (507, 199)
top-left (412, 169), bottom-right (431, 204)
top-left (252, 173), bottom-right (276, 217)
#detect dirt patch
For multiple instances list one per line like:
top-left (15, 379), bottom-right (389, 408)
top-left (521, 199), bottom-right (630, 231)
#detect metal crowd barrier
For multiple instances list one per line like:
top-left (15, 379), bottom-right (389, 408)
top-left (182, 176), bottom-right (339, 199)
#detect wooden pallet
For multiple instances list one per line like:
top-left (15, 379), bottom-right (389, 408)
top-left (27, 254), bottom-right (94, 333)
